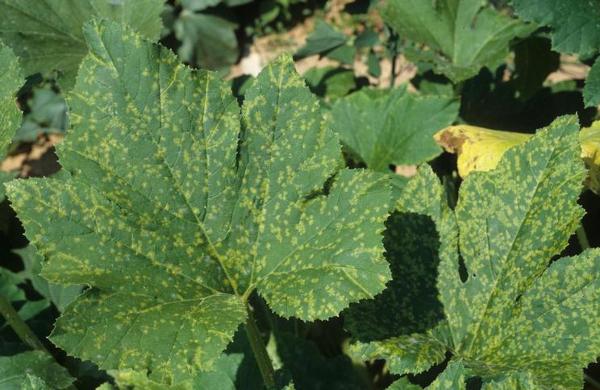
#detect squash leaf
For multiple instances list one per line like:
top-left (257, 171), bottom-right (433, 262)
top-left (329, 87), bottom-right (458, 172)
top-left (352, 116), bottom-right (600, 388)
top-left (0, 0), bottom-right (164, 88)
top-left (6, 20), bottom-right (391, 385)
top-left (0, 351), bottom-right (74, 389)
top-left (0, 44), bottom-right (22, 156)
top-left (584, 59), bottom-right (600, 108)
top-left (512, 0), bottom-right (600, 55)
top-left (380, 0), bottom-right (535, 82)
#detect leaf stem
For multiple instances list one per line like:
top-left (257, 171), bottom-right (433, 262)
top-left (0, 294), bottom-right (49, 353)
top-left (245, 304), bottom-right (276, 390)
top-left (576, 224), bottom-right (591, 250)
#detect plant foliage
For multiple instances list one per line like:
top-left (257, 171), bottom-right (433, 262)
top-left (352, 116), bottom-right (600, 388)
top-left (6, 20), bottom-right (391, 385)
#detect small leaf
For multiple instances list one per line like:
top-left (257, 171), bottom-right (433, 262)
top-left (584, 58), bottom-right (600, 108)
top-left (330, 87), bottom-right (458, 171)
top-left (174, 10), bottom-right (239, 70)
top-left (295, 20), bottom-right (347, 59)
top-left (0, 0), bottom-right (164, 88)
top-left (7, 20), bottom-right (391, 384)
top-left (512, 0), bottom-right (600, 55)
top-left (0, 351), bottom-right (74, 389)
top-left (381, 0), bottom-right (535, 82)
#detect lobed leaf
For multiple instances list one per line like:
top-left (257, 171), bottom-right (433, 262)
top-left (0, 0), bottom-right (164, 88)
top-left (329, 87), bottom-right (458, 172)
top-left (381, 0), bottom-right (535, 82)
top-left (354, 116), bottom-right (600, 388)
top-left (512, 0), bottom-right (600, 55)
top-left (6, 20), bottom-right (391, 384)
top-left (584, 58), bottom-right (600, 108)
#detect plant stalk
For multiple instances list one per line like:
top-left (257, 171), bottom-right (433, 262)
top-left (0, 294), bottom-right (49, 353)
top-left (576, 225), bottom-right (591, 250)
top-left (245, 305), bottom-right (276, 390)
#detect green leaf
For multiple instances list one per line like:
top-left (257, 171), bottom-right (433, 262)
top-left (353, 116), bottom-right (600, 388)
top-left (180, 0), bottom-right (221, 11)
top-left (584, 58), bottom-right (600, 107)
top-left (16, 246), bottom-right (82, 312)
top-left (174, 10), bottom-right (238, 70)
top-left (427, 361), bottom-right (467, 390)
top-left (16, 87), bottom-right (68, 142)
top-left (329, 87), bottom-right (458, 171)
top-left (512, 0), bottom-right (600, 54)
top-left (0, 44), bottom-right (22, 155)
top-left (304, 67), bottom-right (356, 100)
top-left (0, 351), bottom-right (74, 389)
top-left (0, 171), bottom-right (16, 199)
top-left (295, 20), bottom-right (347, 59)
top-left (381, 0), bottom-right (535, 82)
top-left (0, 0), bottom-right (164, 88)
top-left (388, 377), bottom-right (421, 390)
top-left (351, 322), bottom-right (449, 376)
top-left (6, 20), bottom-right (391, 384)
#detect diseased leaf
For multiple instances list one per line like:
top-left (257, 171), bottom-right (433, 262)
top-left (0, 0), bottom-right (164, 88)
top-left (512, 0), bottom-right (600, 55)
top-left (330, 87), bottom-right (458, 171)
top-left (388, 377), bottom-right (421, 390)
top-left (436, 121), bottom-right (600, 195)
top-left (354, 116), bottom-right (600, 388)
top-left (350, 322), bottom-right (449, 376)
top-left (0, 44), bottom-right (22, 155)
top-left (434, 124), bottom-right (531, 177)
top-left (427, 361), bottom-right (467, 390)
top-left (0, 351), bottom-right (74, 389)
top-left (16, 246), bottom-right (82, 313)
top-left (344, 167), bottom-right (449, 340)
top-left (381, 0), bottom-right (535, 82)
top-left (6, 21), bottom-right (391, 384)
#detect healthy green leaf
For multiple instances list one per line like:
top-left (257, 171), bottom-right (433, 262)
top-left (512, 0), bottom-right (600, 55)
top-left (0, 44), bottom-right (22, 155)
top-left (352, 116), bottom-right (600, 388)
top-left (0, 0), bottom-right (164, 88)
top-left (584, 58), bottom-right (600, 107)
top-left (6, 20), bottom-right (391, 384)
top-left (381, 0), bottom-right (535, 82)
top-left (329, 87), bottom-right (458, 171)
top-left (295, 20), bottom-right (347, 59)
top-left (0, 351), bottom-right (74, 389)
top-left (174, 10), bottom-right (238, 70)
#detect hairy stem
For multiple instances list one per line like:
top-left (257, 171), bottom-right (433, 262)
top-left (245, 304), bottom-right (276, 390)
top-left (577, 225), bottom-right (591, 250)
top-left (0, 294), bottom-right (49, 353)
